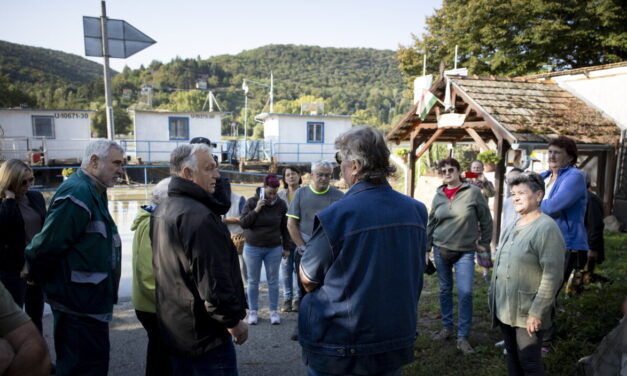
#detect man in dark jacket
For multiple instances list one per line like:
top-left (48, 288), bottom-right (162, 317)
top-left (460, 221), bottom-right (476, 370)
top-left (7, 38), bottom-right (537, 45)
top-left (152, 143), bottom-right (248, 375)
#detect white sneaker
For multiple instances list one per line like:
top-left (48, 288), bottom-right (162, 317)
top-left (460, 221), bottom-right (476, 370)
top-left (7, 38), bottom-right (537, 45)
top-left (247, 310), bottom-right (258, 325)
top-left (270, 311), bottom-right (281, 325)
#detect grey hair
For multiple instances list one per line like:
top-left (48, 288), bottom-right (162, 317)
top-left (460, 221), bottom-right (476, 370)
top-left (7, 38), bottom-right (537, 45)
top-left (170, 143), bottom-right (213, 175)
top-left (334, 126), bottom-right (395, 184)
top-left (81, 140), bottom-right (124, 168)
top-left (311, 160), bottom-right (333, 171)
top-left (151, 177), bottom-right (171, 205)
top-left (508, 172), bottom-right (545, 197)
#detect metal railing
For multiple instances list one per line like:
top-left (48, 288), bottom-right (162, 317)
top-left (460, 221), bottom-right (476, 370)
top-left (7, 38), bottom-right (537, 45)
top-left (2, 137), bottom-right (337, 165)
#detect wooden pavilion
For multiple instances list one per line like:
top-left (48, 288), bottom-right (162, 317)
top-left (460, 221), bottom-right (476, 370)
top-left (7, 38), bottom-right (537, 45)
top-left (386, 75), bottom-right (621, 243)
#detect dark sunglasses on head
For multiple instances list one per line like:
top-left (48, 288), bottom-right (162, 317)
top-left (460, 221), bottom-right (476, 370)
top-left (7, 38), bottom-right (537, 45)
top-left (190, 137), bottom-right (217, 148)
top-left (22, 177), bottom-right (34, 186)
top-left (440, 167), bottom-right (456, 175)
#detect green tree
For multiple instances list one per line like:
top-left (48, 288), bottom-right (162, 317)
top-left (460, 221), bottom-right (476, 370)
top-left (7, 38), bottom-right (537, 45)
top-left (0, 74), bottom-right (36, 107)
top-left (398, 0), bottom-right (626, 78)
top-left (91, 105), bottom-right (132, 137)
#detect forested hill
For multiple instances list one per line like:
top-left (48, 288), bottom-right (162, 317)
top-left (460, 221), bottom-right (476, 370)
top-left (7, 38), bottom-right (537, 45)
top-left (1, 42), bottom-right (411, 135)
top-left (0, 40), bottom-right (105, 86)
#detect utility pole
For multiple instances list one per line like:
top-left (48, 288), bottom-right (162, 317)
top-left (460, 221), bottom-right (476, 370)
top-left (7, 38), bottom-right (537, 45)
top-left (270, 71), bottom-right (274, 113)
top-left (100, 0), bottom-right (115, 140)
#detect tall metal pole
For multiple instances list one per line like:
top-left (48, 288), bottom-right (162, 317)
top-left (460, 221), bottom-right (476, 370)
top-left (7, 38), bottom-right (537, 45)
top-left (269, 71), bottom-right (274, 113)
top-left (244, 93), bottom-right (248, 159)
top-left (100, 0), bottom-right (115, 140)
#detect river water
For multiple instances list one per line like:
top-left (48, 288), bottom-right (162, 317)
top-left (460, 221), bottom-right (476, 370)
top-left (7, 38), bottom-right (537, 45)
top-left (42, 184), bottom-right (260, 299)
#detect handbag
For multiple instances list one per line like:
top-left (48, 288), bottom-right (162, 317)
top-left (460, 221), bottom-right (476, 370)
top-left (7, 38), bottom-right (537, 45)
top-left (231, 234), bottom-right (245, 255)
top-left (476, 250), bottom-right (493, 268)
top-left (566, 269), bottom-right (592, 296)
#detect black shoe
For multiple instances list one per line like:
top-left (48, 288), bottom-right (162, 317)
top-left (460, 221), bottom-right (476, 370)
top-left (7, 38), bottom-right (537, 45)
top-left (290, 328), bottom-right (298, 341)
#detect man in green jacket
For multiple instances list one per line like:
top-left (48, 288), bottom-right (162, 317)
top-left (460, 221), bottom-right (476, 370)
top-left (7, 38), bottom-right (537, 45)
top-left (25, 140), bottom-right (124, 376)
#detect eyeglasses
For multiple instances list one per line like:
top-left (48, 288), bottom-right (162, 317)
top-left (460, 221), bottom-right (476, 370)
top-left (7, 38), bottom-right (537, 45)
top-left (440, 167), bottom-right (456, 175)
top-left (315, 173), bottom-right (332, 179)
top-left (335, 151), bottom-right (342, 164)
top-left (22, 177), bottom-right (34, 186)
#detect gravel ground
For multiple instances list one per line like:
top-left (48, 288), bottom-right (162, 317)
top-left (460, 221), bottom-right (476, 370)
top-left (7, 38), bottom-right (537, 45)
top-left (42, 287), bottom-right (307, 376)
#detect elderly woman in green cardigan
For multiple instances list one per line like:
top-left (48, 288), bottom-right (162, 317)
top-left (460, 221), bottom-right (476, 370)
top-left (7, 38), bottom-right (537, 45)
top-left (489, 172), bottom-right (565, 376)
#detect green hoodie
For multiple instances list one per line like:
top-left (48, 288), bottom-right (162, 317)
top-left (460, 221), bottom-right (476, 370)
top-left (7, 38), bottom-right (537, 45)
top-left (427, 183), bottom-right (493, 251)
top-left (131, 206), bottom-right (156, 313)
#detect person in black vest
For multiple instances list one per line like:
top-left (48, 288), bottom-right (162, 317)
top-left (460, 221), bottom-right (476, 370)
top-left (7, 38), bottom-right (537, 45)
top-left (0, 159), bottom-right (46, 332)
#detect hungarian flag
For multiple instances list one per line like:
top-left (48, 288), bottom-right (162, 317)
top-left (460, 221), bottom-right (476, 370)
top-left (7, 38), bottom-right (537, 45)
top-left (416, 89), bottom-right (437, 120)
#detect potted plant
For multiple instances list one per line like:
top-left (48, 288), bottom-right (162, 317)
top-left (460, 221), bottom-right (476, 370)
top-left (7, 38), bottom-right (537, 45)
top-left (394, 148), bottom-right (410, 162)
top-left (476, 150), bottom-right (501, 172)
top-left (61, 168), bottom-right (76, 180)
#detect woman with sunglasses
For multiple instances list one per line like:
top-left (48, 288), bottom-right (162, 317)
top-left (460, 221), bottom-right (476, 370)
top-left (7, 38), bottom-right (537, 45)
top-left (427, 157), bottom-right (493, 355)
top-left (0, 159), bottom-right (46, 332)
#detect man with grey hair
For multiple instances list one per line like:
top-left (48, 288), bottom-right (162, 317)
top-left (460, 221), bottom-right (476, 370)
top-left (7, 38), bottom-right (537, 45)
top-left (298, 126), bottom-right (428, 375)
top-left (152, 143), bottom-right (247, 375)
top-left (25, 139), bottom-right (125, 375)
top-left (286, 160), bottom-right (343, 339)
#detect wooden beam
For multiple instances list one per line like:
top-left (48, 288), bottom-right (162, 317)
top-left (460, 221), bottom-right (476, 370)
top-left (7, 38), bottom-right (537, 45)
top-left (407, 133), bottom-right (421, 197)
top-left (416, 128), bottom-right (445, 160)
top-left (386, 103), bottom-right (419, 141)
top-left (492, 139), bottom-right (509, 250)
top-left (397, 122), bottom-right (422, 143)
top-left (464, 127), bottom-right (490, 151)
top-left (605, 148), bottom-right (617, 216)
top-left (578, 154), bottom-right (595, 169)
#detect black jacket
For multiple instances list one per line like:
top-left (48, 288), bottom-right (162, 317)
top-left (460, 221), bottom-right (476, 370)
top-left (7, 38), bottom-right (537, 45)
top-left (240, 189), bottom-right (290, 249)
top-left (585, 191), bottom-right (605, 263)
top-left (0, 191), bottom-right (46, 272)
top-left (152, 177), bottom-right (247, 357)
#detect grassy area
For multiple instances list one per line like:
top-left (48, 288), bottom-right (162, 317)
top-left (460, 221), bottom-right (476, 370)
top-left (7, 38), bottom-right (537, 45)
top-left (404, 232), bottom-right (627, 376)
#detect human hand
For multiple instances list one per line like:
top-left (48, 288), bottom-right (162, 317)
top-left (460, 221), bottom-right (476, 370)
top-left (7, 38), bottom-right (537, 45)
top-left (587, 250), bottom-right (598, 259)
top-left (3, 190), bottom-right (15, 199)
top-left (526, 315), bottom-right (542, 336)
top-left (282, 249), bottom-right (290, 259)
top-left (254, 199), bottom-right (266, 213)
top-left (228, 320), bottom-right (248, 345)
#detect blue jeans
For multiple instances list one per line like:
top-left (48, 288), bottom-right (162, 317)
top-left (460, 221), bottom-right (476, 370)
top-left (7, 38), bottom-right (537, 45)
top-left (307, 366), bottom-right (401, 376)
top-left (170, 339), bottom-right (238, 376)
top-left (280, 246), bottom-right (299, 301)
top-left (433, 247), bottom-right (475, 339)
top-left (243, 243), bottom-right (282, 311)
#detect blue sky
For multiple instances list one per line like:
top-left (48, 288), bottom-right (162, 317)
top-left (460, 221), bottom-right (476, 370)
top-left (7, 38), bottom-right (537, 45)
top-left (1, 0), bottom-right (441, 71)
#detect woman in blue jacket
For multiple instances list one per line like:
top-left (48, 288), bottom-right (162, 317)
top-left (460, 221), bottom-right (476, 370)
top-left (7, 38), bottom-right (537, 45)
top-left (540, 136), bottom-right (588, 282)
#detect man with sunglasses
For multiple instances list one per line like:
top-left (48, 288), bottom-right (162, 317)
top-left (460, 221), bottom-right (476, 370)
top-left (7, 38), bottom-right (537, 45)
top-left (190, 137), bottom-right (231, 215)
top-left (286, 160), bottom-right (343, 340)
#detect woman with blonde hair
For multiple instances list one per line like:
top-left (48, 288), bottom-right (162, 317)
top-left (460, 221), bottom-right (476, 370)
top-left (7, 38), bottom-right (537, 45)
top-left (0, 159), bottom-right (46, 332)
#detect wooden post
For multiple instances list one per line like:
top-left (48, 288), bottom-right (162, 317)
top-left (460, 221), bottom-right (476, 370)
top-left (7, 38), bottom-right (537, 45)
top-left (407, 131), bottom-right (419, 197)
top-left (492, 139), bottom-right (509, 249)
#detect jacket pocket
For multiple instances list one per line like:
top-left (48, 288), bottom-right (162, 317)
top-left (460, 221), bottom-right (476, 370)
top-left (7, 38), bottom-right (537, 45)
top-left (70, 271), bottom-right (108, 284)
top-left (517, 290), bottom-right (536, 318)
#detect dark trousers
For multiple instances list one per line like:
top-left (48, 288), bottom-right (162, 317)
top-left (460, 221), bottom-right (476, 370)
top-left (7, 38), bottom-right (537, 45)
top-left (0, 271), bottom-right (44, 332)
top-left (170, 339), bottom-right (238, 376)
top-left (53, 310), bottom-right (110, 376)
top-left (294, 251), bottom-right (307, 307)
top-left (544, 250), bottom-right (588, 346)
top-left (499, 320), bottom-right (545, 376)
top-left (135, 310), bottom-right (172, 376)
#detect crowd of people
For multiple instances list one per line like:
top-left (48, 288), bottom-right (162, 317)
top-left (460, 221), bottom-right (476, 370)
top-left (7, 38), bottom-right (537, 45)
top-left (0, 132), bottom-right (622, 376)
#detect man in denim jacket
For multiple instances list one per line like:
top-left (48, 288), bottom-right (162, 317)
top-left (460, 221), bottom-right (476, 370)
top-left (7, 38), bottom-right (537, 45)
top-left (299, 127), bottom-right (428, 376)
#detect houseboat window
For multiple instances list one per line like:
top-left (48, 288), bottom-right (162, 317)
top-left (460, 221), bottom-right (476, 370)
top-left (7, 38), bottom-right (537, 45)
top-left (307, 122), bottom-right (324, 143)
top-left (32, 116), bottom-right (55, 138)
top-left (169, 117), bottom-right (189, 140)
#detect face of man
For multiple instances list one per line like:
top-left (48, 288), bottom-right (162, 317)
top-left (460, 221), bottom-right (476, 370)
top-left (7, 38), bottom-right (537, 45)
top-left (91, 147), bottom-right (124, 188)
top-left (470, 161), bottom-right (484, 174)
top-left (548, 145), bottom-right (572, 170)
top-left (186, 150), bottom-right (220, 193)
top-left (311, 166), bottom-right (332, 192)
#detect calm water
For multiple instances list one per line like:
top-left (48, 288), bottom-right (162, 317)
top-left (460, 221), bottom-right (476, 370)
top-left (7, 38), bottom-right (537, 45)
top-left (108, 185), bottom-right (259, 298)
top-left (39, 185), bottom-right (260, 299)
